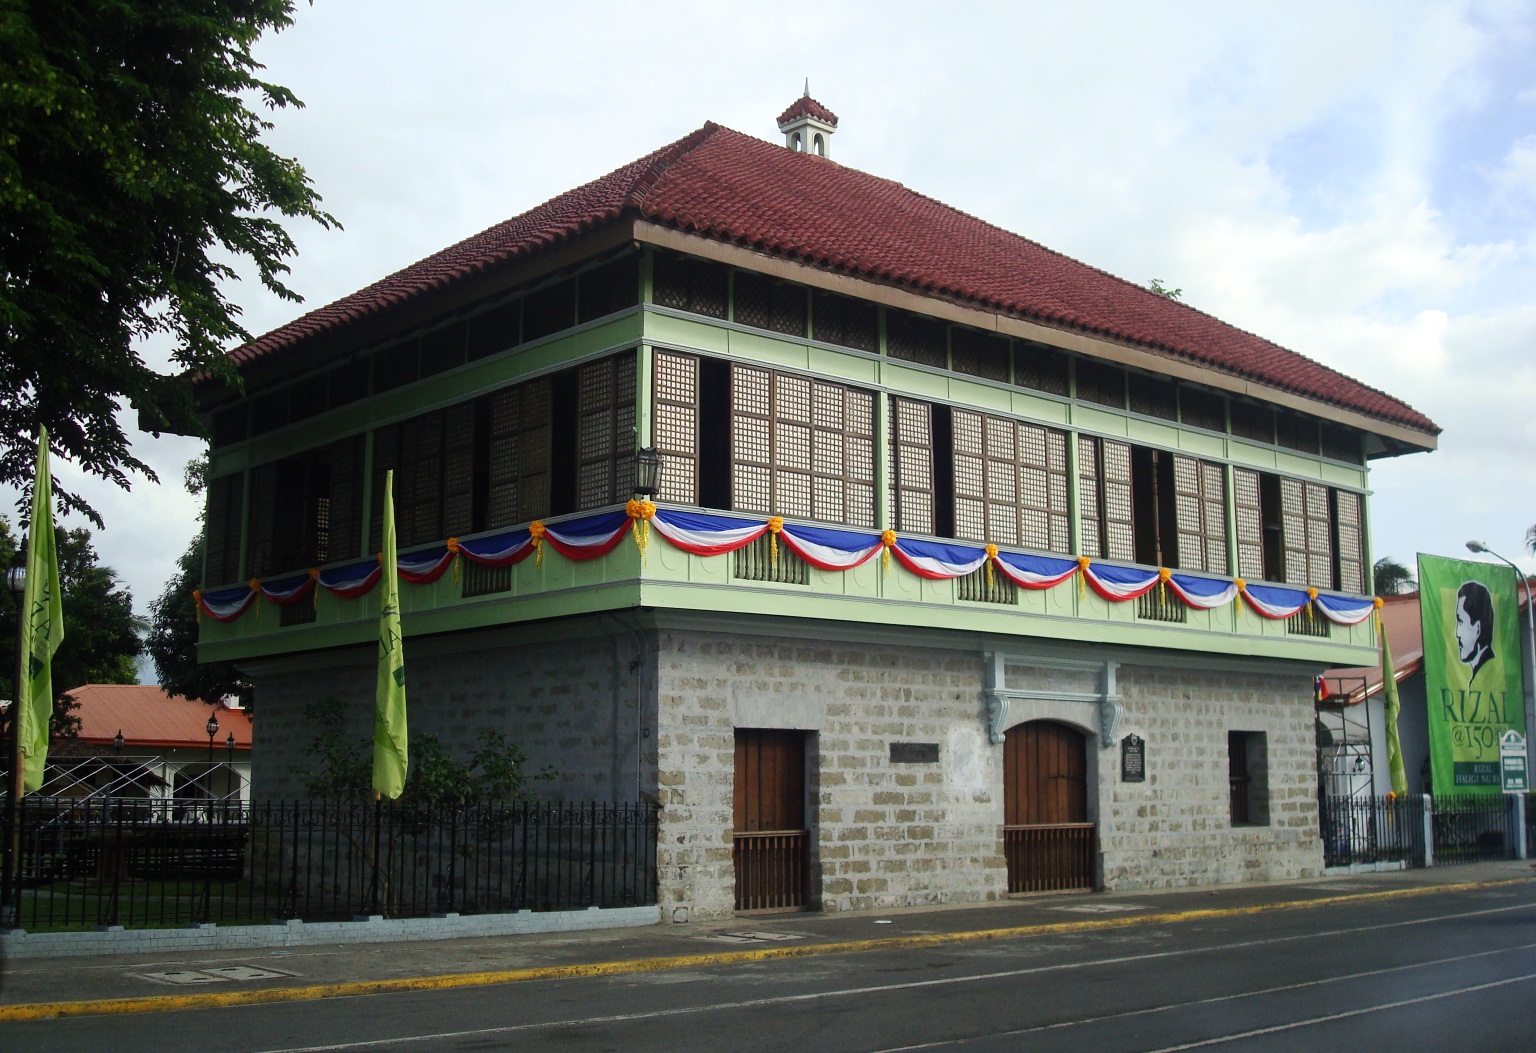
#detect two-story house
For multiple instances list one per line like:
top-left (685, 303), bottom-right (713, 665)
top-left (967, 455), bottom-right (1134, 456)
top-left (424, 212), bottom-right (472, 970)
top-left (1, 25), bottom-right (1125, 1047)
top-left (191, 97), bottom-right (1438, 921)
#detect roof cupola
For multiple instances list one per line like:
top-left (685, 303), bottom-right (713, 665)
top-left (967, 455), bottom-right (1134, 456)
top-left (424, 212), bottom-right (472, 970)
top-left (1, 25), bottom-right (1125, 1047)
top-left (777, 80), bottom-right (838, 158)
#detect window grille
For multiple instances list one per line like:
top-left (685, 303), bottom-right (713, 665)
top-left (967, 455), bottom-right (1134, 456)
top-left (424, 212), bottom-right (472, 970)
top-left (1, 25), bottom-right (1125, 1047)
top-left (1275, 410), bottom-right (1320, 454)
top-left (1128, 373), bottom-right (1178, 420)
top-left (279, 600), bottom-right (317, 627)
top-left (957, 566), bottom-right (1017, 604)
top-left (578, 254), bottom-right (640, 323)
top-left (732, 271), bottom-right (805, 336)
top-left (950, 328), bottom-right (1010, 383)
top-left (1233, 467), bottom-right (1266, 581)
top-left (1230, 400), bottom-right (1274, 444)
top-left (732, 534), bottom-right (809, 584)
top-left (1074, 359), bottom-right (1126, 409)
top-left (462, 561), bottom-right (513, 598)
top-left (249, 389), bottom-right (290, 436)
top-left (652, 252), bottom-right (728, 319)
top-left (1136, 586), bottom-right (1187, 623)
top-left (812, 291), bottom-right (877, 352)
top-left (522, 278), bottom-right (576, 341)
top-left (1286, 606), bottom-right (1332, 637)
top-left (1079, 437), bottom-right (1135, 562)
top-left (485, 377), bottom-right (553, 528)
top-left (420, 322), bottom-right (467, 378)
top-left (327, 359), bottom-right (370, 409)
top-left (1014, 341), bottom-right (1070, 396)
top-left (467, 300), bottom-right (521, 360)
top-left (244, 463), bottom-right (277, 578)
top-left (884, 309), bottom-right (947, 368)
top-left (1178, 385), bottom-right (1226, 432)
top-left (289, 378), bottom-right (327, 424)
top-left (212, 406), bottom-right (248, 447)
top-left (1321, 424), bottom-right (1363, 464)
top-left (373, 339), bottom-right (419, 393)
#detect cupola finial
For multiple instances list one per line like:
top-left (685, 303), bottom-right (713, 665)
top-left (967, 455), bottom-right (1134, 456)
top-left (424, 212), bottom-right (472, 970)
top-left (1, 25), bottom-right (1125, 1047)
top-left (776, 88), bottom-right (838, 159)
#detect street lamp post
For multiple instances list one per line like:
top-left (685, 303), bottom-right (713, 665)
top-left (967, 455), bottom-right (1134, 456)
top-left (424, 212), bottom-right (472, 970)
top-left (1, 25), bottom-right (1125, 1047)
top-left (4, 553), bottom-right (27, 928)
top-left (205, 712), bottom-right (220, 765)
top-left (1467, 540), bottom-right (1536, 770)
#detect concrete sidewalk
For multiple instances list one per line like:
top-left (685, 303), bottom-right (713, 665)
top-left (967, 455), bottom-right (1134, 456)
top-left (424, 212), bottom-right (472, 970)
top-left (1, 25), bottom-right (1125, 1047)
top-left (4, 859), bottom-right (1533, 1020)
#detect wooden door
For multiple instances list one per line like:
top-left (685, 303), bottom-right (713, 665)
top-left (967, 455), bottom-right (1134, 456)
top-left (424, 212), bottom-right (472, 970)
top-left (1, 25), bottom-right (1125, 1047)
top-left (733, 729), bottom-right (808, 911)
top-left (1003, 721), bottom-right (1096, 892)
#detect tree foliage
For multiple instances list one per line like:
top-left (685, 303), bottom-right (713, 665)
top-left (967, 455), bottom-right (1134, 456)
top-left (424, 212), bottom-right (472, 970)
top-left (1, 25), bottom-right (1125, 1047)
top-left (300, 698), bottom-right (555, 807)
top-left (0, 2), bottom-right (334, 518)
top-left (1148, 278), bottom-right (1184, 301)
top-left (147, 535), bottom-right (246, 706)
top-left (0, 518), bottom-right (141, 738)
top-left (1372, 556), bottom-right (1415, 597)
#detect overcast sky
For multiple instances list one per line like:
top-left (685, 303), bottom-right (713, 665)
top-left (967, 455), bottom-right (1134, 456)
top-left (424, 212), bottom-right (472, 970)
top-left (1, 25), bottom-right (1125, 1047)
top-left (6, 1), bottom-right (1535, 659)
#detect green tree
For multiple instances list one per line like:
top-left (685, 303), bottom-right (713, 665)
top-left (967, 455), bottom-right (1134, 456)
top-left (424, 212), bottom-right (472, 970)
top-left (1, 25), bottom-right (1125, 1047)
top-left (300, 698), bottom-right (554, 806)
top-left (146, 535), bottom-right (247, 706)
top-left (0, 2), bottom-right (334, 519)
top-left (1148, 278), bottom-right (1184, 301)
top-left (1372, 556), bottom-right (1415, 596)
top-left (1, 519), bottom-right (142, 739)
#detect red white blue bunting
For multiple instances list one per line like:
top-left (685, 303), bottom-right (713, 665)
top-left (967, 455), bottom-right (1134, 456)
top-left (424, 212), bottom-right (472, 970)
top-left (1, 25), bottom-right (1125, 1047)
top-left (200, 503), bottom-right (1379, 631)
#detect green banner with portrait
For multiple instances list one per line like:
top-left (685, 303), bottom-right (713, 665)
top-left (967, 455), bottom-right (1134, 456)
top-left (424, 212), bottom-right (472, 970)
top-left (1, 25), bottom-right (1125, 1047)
top-left (1419, 553), bottom-right (1526, 796)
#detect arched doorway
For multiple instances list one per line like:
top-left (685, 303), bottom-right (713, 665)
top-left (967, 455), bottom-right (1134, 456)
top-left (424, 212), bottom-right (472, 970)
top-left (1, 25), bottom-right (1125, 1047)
top-left (1003, 720), bottom-right (1096, 892)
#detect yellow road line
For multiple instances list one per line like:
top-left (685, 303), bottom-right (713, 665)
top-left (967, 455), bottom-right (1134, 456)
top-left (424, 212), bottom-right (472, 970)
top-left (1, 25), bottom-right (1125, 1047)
top-left (2, 877), bottom-right (1527, 1023)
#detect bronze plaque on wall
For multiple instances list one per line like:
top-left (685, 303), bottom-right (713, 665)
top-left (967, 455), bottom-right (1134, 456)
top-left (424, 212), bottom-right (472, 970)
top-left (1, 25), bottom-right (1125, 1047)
top-left (1121, 734), bottom-right (1146, 782)
top-left (890, 742), bottom-right (940, 764)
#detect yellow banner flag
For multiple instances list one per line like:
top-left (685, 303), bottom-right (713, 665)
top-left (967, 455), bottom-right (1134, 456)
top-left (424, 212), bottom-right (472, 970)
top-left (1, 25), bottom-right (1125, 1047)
top-left (372, 470), bottom-right (408, 799)
top-left (19, 427), bottom-right (65, 794)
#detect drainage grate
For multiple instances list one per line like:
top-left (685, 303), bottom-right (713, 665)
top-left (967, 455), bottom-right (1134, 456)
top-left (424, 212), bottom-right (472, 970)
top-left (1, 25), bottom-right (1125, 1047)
top-left (1049, 903), bottom-right (1147, 914)
top-left (138, 965), bottom-right (296, 985)
top-left (700, 930), bottom-right (808, 944)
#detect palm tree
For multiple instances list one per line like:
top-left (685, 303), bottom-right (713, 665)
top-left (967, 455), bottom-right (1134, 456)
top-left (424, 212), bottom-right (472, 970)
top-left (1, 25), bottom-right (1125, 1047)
top-left (1526, 523), bottom-right (1535, 555)
top-left (1372, 557), bottom-right (1415, 596)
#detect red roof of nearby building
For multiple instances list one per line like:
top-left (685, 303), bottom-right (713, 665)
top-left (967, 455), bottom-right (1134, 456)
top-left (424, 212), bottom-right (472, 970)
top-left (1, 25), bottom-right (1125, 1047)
top-left (66, 684), bottom-right (252, 752)
top-left (229, 123), bottom-right (1436, 435)
top-left (1320, 593), bottom-right (1425, 704)
top-left (777, 95), bottom-right (839, 127)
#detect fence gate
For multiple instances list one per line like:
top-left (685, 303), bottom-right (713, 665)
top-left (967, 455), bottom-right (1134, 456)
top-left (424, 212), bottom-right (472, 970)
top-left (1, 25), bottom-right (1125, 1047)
top-left (733, 729), bottom-right (808, 911)
top-left (1004, 720), bottom-right (1096, 893)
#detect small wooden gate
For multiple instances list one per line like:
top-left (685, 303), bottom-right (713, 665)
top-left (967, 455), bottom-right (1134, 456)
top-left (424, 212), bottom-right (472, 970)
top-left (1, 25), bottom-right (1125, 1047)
top-left (1003, 720), bottom-right (1096, 893)
top-left (733, 729), bottom-right (808, 911)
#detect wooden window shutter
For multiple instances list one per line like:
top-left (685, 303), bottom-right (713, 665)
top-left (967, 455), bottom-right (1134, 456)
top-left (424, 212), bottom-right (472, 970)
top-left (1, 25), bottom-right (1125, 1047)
top-left (1303, 482), bottom-right (1334, 589)
top-left (952, 408), bottom-right (986, 542)
top-left (730, 364), bottom-right (773, 515)
top-left (1233, 468), bottom-right (1264, 581)
top-left (1279, 477), bottom-right (1308, 585)
top-left (203, 473), bottom-right (244, 586)
top-left (405, 413), bottom-right (442, 548)
top-left (1334, 490), bottom-right (1365, 593)
top-left (576, 352), bottom-right (637, 510)
top-left (1077, 436), bottom-right (1103, 558)
top-left (653, 350), bottom-right (699, 504)
top-left (442, 403), bottom-right (476, 538)
top-left (324, 436), bottom-right (365, 563)
top-left (890, 397), bottom-right (935, 535)
top-left (486, 386), bottom-right (521, 529)
top-left (1101, 439), bottom-right (1135, 562)
top-left (518, 378), bottom-right (553, 521)
top-left (245, 462), bottom-right (278, 579)
top-left (1172, 454), bottom-right (1227, 573)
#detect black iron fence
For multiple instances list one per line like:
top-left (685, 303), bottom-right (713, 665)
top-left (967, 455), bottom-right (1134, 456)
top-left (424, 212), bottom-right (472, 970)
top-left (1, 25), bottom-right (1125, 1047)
top-left (1, 797), bottom-right (657, 933)
top-left (1320, 792), bottom-right (1522, 869)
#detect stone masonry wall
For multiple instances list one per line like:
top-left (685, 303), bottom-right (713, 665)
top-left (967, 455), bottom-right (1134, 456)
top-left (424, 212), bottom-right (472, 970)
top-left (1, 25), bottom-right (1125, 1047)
top-left (654, 629), bottom-right (1006, 922)
top-left (248, 621), bottom-right (654, 804)
top-left (1099, 665), bottom-right (1323, 889)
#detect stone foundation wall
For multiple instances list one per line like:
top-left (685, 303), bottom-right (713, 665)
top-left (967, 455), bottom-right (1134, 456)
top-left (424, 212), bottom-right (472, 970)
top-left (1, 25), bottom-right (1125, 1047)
top-left (653, 629), bottom-right (1006, 922)
top-left (1098, 665), bottom-right (1323, 889)
top-left (247, 620), bottom-right (654, 804)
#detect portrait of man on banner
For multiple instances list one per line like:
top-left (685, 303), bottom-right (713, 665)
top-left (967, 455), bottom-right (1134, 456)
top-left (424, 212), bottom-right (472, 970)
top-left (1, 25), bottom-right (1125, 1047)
top-left (1419, 554), bottom-right (1526, 797)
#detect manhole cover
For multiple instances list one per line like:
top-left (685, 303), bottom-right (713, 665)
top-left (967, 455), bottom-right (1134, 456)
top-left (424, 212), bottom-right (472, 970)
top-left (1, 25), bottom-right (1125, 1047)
top-left (1050, 903), bottom-right (1148, 914)
top-left (139, 965), bottom-right (295, 985)
top-left (702, 930), bottom-right (808, 943)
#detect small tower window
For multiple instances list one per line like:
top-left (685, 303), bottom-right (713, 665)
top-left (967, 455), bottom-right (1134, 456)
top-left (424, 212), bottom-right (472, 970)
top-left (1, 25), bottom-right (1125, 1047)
top-left (791, 131), bottom-right (803, 152)
top-left (812, 133), bottom-right (825, 157)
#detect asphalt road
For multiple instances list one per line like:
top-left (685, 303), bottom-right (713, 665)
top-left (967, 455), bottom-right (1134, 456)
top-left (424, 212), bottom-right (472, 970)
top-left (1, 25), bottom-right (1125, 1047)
top-left (7, 881), bottom-right (1536, 1052)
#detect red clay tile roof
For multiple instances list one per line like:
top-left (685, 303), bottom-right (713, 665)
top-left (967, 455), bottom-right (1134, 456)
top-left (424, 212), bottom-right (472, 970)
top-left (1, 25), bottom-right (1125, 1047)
top-left (229, 123), bottom-right (1436, 435)
top-left (67, 684), bottom-right (252, 752)
top-left (777, 95), bottom-right (839, 127)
